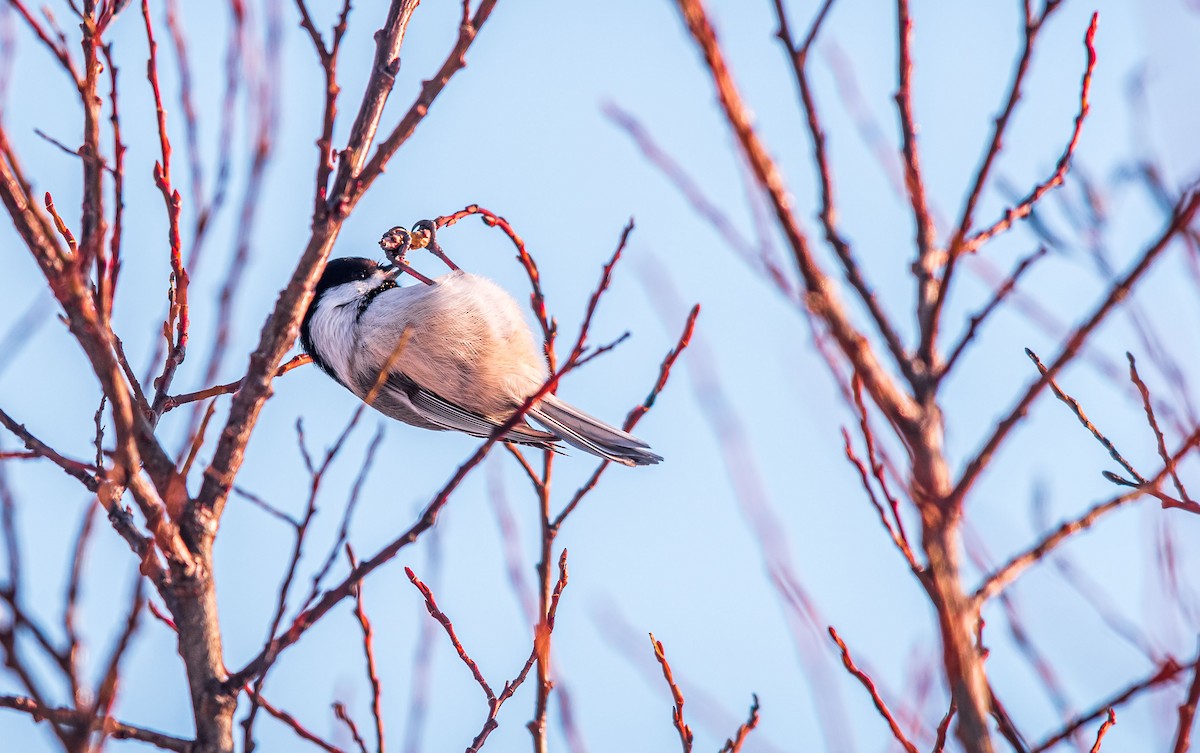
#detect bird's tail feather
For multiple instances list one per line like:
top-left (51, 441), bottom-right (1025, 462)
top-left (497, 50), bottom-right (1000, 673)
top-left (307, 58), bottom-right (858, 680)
top-left (529, 394), bottom-right (662, 467)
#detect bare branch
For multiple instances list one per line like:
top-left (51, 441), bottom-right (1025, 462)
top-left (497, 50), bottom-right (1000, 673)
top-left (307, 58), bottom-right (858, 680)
top-left (649, 633), bottom-right (694, 753)
top-left (828, 627), bottom-right (919, 753)
top-left (964, 14), bottom-right (1100, 255)
top-left (670, 0), bottom-right (919, 433)
top-left (1090, 709), bottom-right (1116, 752)
top-left (1032, 656), bottom-right (1194, 753)
top-left (0, 695), bottom-right (192, 752)
top-left (953, 191), bottom-right (1200, 505)
top-left (405, 566), bottom-right (494, 702)
top-left (1025, 348), bottom-right (1145, 486)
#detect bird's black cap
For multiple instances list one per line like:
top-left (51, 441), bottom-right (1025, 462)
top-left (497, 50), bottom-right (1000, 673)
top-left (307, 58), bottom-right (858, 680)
top-left (313, 257), bottom-right (379, 299)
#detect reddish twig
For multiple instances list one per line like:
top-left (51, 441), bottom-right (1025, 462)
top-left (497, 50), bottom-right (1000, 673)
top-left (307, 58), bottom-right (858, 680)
top-left (893, 0), bottom-right (943, 371)
top-left (772, 0), bottom-right (914, 382)
top-left (964, 14), bottom-right (1099, 255)
top-left (650, 634), bottom-right (694, 752)
top-left (7, 0), bottom-right (79, 80)
top-left (141, 0), bottom-right (190, 418)
top-left (466, 550), bottom-right (568, 753)
top-left (933, 703), bottom-right (957, 753)
top-left (1173, 641), bottom-right (1200, 753)
top-left (344, 547), bottom-right (384, 753)
top-left (249, 691), bottom-right (343, 753)
top-left (1090, 709), bottom-right (1116, 752)
top-left (333, 703), bottom-right (368, 753)
top-left (828, 627), bottom-right (919, 753)
top-left (43, 191), bottom-right (78, 254)
top-left (841, 428), bottom-right (920, 572)
top-left (551, 304), bottom-right (699, 531)
top-left (974, 423), bottom-right (1200, 605)
top-left (953, 192), bottom-right (1200, 505)
top-left (405, 566), bottom-right (494, 701)
top-left (161, 354), bottom-right (311, 412)
top-left (849, 375), bottom-right (916, 568)
top-left (0, 695), bottom-right (191, 752)
top-left (718, 695), bottom-right (761, 753)
top-left (437, 205), bottom-right (557, 369)
top-left (941, 246), bottom-right (1048, 379)
top-left (401, 529), bottom-right (441, 753)
top-left (1033, 657), bottom-right (1194, 752)
top-left (1128, 353), bottom-right (1192, 505)
top-left (1026, 348), bottom-right (1145, 485)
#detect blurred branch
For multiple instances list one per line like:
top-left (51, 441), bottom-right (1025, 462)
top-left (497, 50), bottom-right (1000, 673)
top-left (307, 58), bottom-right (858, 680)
top-left (1174, 640), bottom-right (1200, 753)
top-left (0, 408), bottom-right (100, 490)
top-left (0, 695), bottom-right (191, 752)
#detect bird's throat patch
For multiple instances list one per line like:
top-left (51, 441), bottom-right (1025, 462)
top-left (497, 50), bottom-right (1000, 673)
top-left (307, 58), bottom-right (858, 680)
top-left (356, 279), bottom-right (398, 321)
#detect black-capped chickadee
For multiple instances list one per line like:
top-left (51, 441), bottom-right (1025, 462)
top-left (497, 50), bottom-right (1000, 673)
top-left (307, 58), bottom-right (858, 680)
top-left (299, 229), bottom-right (661, 467)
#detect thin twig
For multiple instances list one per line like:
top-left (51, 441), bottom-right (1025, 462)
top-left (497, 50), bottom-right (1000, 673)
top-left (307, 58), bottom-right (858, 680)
top-left (941, 246), bottom-right (1048, 378)
top-left (965, 14), bottom-right (1100, 255)
top-left (650, 633), bottom-right (694, 753)
top-left (718, 694), bottom-right (761, 753)
top-left (1025, 348), bottom-right (1145, 485)
top-left (1173, 640), bottom-right (1200, 753)
top-left (1090, 709), bottom-right (1116, 752)
top-left (974, 423), bottom-right (1200, 604)
top-left (405, 566), bottom-right (494, 701)
top-left (345, 547), bottom-right (384, 753)
top-left (0, 695), bottom-right (191, 752)
top-left (828, 627), bottom-right (919, 753)
top-left (1128, 353), bottom-right (1191, 505)
top-left (953, 192), bottom-right (1200, 504)
top-left (1032, 657), bottom-right (1194, 752)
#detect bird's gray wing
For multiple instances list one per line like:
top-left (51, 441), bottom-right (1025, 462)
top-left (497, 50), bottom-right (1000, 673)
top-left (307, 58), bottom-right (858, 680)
top-left (385, 373), bottom-right (558, 446)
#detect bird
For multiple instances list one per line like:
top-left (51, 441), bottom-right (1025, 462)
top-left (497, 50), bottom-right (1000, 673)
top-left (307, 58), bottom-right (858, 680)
top-left (299, 232), bottom-right (661, 467)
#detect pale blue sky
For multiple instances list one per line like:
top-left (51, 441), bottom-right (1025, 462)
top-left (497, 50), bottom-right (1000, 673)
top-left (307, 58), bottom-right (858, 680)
top-left (2, 1), bottom-right (1199, 751)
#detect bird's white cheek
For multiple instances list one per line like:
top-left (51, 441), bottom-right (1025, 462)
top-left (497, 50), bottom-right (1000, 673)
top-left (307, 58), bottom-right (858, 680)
top-left (309, 299), bottom-right (362, 388)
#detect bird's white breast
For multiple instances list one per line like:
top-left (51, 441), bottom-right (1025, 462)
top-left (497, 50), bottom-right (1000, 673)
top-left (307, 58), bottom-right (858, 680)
top-left (311, 271), bottom-right (548, 418)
